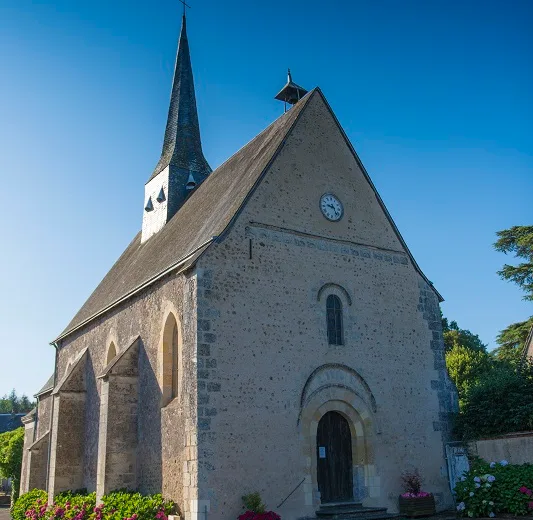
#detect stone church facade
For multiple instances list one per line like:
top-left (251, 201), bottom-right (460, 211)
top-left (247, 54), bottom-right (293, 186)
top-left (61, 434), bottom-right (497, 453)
top-left (21, 13), bottom-right (457, 520)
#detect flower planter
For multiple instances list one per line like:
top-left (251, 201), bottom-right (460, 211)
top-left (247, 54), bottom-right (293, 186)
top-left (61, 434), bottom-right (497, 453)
top-left (398, 494), bottom-right (436, 517)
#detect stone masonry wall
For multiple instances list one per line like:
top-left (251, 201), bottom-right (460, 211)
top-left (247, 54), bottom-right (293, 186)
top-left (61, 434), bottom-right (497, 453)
top-left (96, 340), bottom-right (140, 499)
top-left (20, 418), bottom-right (35, 494)
top-left (27, 436), bottom-right (50, 493)
top-left (48, 392), bottom-right (86, 500)
top-left (36, 394), bottom-right (53, 439)
top-left (193, 92), bottom-right (455, 520)
top-left (53, 270), bottom-right (198, 514)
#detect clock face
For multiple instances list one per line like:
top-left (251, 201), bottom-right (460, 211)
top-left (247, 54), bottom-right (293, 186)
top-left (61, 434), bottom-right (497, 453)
top-left (320, 193), bottom-right (343, 221)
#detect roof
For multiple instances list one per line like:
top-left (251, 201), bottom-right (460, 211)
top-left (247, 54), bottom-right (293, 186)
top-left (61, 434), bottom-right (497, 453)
top-left (0, 413), bottom-right (25, 434)
top-left (55, 88), bottom-right (315, 342)
top-left (55, 87), bottom-right (442, 342)
top-left (35, 374), bottom-right (55, 398)
top-left (150, 14), bottom-right (211, 181)
top-left (275, 69), bottom-right (308, 104)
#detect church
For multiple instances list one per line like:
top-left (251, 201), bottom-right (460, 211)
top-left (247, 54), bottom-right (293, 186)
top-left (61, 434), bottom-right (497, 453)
top-left (20, 11), bottom-right (457, 520)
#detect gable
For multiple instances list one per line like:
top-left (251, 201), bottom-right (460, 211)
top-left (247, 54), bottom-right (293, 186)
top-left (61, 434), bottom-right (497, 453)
top-left (227, 91), bottom-right (442, 300)
top-left (240, 92), bottom-right (405, 252)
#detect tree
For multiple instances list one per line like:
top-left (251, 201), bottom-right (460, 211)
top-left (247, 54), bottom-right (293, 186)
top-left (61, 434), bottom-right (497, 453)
top-left (0, 390), bottom-right (35, 414)
top-left (445, 344), bottom-right (493, 407)
top-left (0, 427), bottom-right (24, 505)
top-left (494, 225), bottom-right (533, 300)
top-left (442, 315), bottom-right (487, 353)
top-left (494, 225), bottom-right (533, 363)
top-left (493, 316), bottom-right (533, 365)
top-left (455, 363), bottom-right (533, 439)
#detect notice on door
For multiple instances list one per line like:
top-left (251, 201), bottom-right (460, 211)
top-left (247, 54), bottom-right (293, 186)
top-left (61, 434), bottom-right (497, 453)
top-left (319, 446), bottom-right (326, 459)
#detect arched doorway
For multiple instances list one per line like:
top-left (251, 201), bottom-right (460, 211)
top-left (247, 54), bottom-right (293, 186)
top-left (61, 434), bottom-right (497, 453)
top-left (316, 411), bottom-right (353, 503)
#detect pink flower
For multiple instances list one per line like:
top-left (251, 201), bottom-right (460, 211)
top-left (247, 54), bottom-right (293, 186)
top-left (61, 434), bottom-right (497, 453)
top-left (520, 486), bottom-right (530, 494)
top-left (529, 501), bottom-right (533, 510)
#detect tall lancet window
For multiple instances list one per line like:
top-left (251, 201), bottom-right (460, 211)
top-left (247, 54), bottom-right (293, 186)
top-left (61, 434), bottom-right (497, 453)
top-left (171, 321), bottom-right (179, 399)
top-left (161, 312), bottom-right (181, 406)
top-left (326, 295), bottom-right (344, 345)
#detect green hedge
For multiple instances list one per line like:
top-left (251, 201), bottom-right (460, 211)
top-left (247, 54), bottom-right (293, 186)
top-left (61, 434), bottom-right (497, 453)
top-left (454, 458), bottom-right (533, 517)
top-left (12, 490), bottom-right (176, 520)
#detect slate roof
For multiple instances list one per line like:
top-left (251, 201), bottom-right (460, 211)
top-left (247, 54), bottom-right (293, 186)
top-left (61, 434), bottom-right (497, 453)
top-left (0, 413), bottom-right (25, 434)
top-left (55, 88), bottom-right (316, 342)
top-left (150, 14), bottom-right (211, 181)
top-left (35, 374), bottom-right (55, 397)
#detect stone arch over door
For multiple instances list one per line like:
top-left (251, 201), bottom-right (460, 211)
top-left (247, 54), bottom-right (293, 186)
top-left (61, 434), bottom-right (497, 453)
top-left (299, 364), bottom-right (379, 507)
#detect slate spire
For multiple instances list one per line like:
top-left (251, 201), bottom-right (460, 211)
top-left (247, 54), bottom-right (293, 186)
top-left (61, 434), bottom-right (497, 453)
top-left (142, 12), bottom-right (212, 243)
top-left (150, 13), bottom-right (211, 181)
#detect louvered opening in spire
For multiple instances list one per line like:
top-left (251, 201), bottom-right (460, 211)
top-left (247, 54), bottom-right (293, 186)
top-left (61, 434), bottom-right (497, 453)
top-left (149, 14), bottom-right (211, 181)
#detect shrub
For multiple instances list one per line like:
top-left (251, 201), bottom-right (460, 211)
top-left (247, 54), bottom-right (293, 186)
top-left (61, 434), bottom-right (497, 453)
top-left (50, 491), bottom-right (96, 520)
top-left (99, 491), bottom-right (175, 520)
top-left (12, 490), bottom-right (176, 520)
top-left (11, 489), bottom-right (48, 520)
top-left (241, 493), bottom-right (265, 514)
top-left (0, 427), bottom-right (24, 504)
top-left (455, 364), bottom-right (533, 440)
top-left (454, 458), bottom-right (533, 517)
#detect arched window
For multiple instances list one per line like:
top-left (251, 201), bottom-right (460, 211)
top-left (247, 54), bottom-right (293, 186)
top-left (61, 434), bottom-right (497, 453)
top-left (106, 342), bottom-right (117, 365)
top-left (171, 321), bottom-right (179, 399)
top-left (326, 295), bottom-right (343, 345)
top-left (161, 312), bottom-right (181, 406)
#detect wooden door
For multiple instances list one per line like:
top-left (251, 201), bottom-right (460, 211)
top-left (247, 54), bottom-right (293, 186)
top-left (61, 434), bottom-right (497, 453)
top-left (316, 411), bottom-right (353, 503)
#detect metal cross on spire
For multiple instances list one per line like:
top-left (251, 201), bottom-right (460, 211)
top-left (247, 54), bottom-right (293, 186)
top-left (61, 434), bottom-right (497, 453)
top-left (179, 0), bottom-right (191, 15)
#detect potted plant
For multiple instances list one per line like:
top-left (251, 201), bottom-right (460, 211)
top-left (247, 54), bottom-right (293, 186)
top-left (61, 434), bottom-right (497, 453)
top-left (398, 469), bottom-right (436, 517)
top-left (238, 493), bottom-right (281, 520)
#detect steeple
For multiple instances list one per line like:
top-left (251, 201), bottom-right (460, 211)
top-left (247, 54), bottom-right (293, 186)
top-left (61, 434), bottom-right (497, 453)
top-left (142, 12), bottom-right (211, 243)
top-left (150, 14), bottom-right (211, 181)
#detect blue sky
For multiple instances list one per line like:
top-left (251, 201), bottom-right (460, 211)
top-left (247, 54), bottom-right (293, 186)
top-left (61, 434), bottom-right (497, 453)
top-left (0, 0), bottom-right (531, 397)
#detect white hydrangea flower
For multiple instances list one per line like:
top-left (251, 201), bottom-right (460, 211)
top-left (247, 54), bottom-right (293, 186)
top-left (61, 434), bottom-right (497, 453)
top-left (500, 460), bottom-right (509, 466)
top-left (490, 462), bottom-right (496, 468)
top-left (469, 492), bottom-right (474, 497)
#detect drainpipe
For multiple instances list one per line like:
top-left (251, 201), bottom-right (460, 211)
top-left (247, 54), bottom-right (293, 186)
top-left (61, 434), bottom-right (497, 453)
top-left (45, 341), bottom-right (60, 495)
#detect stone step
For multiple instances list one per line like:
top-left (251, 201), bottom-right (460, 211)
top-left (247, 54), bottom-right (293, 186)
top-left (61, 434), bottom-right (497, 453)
top-left (316, 506), bottom-right (391, 519)
top-left (318, 502), bottom-right (363, 512)
top-left (343, 512), bottom-right (400, 520)
top-left (316, 513), bottom-right (397, 520)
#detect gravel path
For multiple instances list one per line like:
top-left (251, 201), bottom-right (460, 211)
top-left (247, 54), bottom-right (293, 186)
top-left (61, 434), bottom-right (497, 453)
top-left (0, 506), bottom-right (10, 520)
